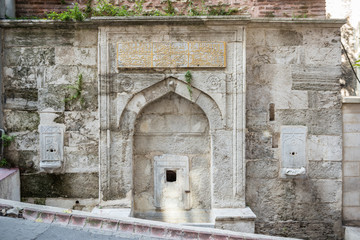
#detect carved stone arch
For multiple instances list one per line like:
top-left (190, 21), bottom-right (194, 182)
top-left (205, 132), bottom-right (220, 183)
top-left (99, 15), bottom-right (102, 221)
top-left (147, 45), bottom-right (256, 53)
top-left (119, 77), bottom-right (224, 135)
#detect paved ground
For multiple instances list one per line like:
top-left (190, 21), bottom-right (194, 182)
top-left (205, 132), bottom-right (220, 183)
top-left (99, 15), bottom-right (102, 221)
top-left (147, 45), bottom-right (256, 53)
top-left (0, 216), bottom-right (163, 240)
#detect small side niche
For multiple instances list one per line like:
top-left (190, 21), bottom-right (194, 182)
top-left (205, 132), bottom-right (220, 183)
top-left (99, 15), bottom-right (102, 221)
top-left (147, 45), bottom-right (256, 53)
top-left (269, 103), bottom-right (275, 121)
top-left (280, 126), bottom-right (307, 178)
top-left (39, 125), bottom-right (64, 170)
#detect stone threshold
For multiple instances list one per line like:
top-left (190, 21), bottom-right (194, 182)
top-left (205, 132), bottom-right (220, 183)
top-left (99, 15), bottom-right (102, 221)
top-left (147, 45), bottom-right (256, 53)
top-left (0, 198), bottom-right (299, 240)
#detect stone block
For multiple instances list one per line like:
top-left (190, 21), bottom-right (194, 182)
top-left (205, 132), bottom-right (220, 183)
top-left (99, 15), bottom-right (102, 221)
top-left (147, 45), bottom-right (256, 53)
top-left (344, 147), bottom-right (360, 161)
top-left (307, 135), bottom-right (342, 161)
top-left (275, 90), bottom-right (308, 110)
top-left (265, 29), bottom-right (303, 46)
top-left (4, 110), bottom-right (39, 132)
top-left (21, 173), bottom-right (99, 198)
top-left (276, 109), bottom-right (307, 126)
top-left (55, 47), bottom-right (97, 66)
top-left (246, 85), bottom-right (272, 111)
top-left (38, 86), bottom-right (66, 112)
top-left (344, 123), bottom-right (360, 133)
top-left (313, 180), bottom-right (341, 203)
top-left (246, 131), bottom-right (274, 160)
top-left (64, 145), bottom-right (98, 173)
top-left (135, 114), bottom-right (208, 134)
top-left (45, 66), bottom-right (97, 85)
top-left (291, 65), bottom-right (341, 91)
top-left (4, 66), bottom-right (44, 89)
top-left (344, 133), bottom-right (360, 147)
top-left (9, 131), bottom-right (38, 151)
top-left (308, 161), bottom-right (342, 179)
top-left (307, 109), bottom-right (342, 135)
top-left (303, 28), bottom-right (340, 48)
top-left (134, 135), bottom-right (210, 155)
top-left (247, 28), bottom-right (265, 46)
top-left (308, 91), bottom-right (341, 109)
top-left (5, 47), bottom-right (55, 67)
top-left (304, 47), bottom-right (341, 65)
top-left (344, 177), bottom-right (360, 192)
top-left (246, 110), bottom-right (268, 130)
top-left (344, 162), bottom-right (360, 177)
top-left (343, 192), bottom-right (360, 207)
top-left (343, 113), bottom-right (360, 123)
top-left (4, 97), bottom-right (37, 111)
top-left (246, 160), bottom-right (279, 179)
top-left (4, 29), bottom-right (74, 47)
top-left (343, 207), bottom-right (360, 221)
top-left (74, 29), bottom-right (97, 47)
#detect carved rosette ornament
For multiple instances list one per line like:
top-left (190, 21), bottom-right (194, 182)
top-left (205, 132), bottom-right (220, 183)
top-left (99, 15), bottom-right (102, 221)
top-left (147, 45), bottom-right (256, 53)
top-left (120, 77), bottom-right (134, 92)
top-left (206, 75), bottom-right (221, 90)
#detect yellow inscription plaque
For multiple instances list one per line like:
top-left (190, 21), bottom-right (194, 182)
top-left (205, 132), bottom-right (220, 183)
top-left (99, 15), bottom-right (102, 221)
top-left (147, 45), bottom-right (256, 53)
top-left (117, 42), bottom-right (226, 68)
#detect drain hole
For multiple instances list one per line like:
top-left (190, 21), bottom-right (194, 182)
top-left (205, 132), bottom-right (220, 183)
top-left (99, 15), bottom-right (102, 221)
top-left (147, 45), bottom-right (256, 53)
top-left (166, 170), bottom-right (177, 182)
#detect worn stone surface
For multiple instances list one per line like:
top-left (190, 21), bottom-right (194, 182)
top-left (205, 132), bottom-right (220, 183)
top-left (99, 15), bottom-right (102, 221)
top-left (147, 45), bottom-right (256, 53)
top-left (246, 25), bottom-right (343, 239)
top-left (133, 93), bottom-right (211, 214)
top-left (21, 173), bottom-right (99, 198)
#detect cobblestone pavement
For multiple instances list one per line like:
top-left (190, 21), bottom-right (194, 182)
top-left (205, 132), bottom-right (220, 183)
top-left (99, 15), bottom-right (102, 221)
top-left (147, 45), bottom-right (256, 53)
top-left (0, 216), bottom-right (163, 240)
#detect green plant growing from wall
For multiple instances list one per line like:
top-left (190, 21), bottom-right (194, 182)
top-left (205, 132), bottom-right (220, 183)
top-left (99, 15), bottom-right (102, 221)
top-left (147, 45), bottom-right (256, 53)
top-left (93, 0), bottom-right (133, 16)
top-left (1, 133), bottom-right (15, 147)
top-left (47, 3), bottom-right (85, 21)
top-left (134, 0), bottom-right (145, 15)
top-left (64, 74), bottom-right (85, 106)
top-left (165, 0), bottom-right (176, 15)
top-left (0, 158), bottom-right (9, 168)
top-left (355, 57), bottom-right (360, 68)
top-left (44, 0), bottom-right (241, 21)
top-left (185, 70), bottom-right (193, 100)
top-left (208, 3), bottom-right (238, 16)
top-left (0, 133), bottom-right (15, 168)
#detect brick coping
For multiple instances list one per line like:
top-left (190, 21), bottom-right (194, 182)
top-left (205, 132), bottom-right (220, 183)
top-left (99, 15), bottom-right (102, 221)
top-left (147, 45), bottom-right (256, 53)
top-left (0, 198), bottom-right (299, 240)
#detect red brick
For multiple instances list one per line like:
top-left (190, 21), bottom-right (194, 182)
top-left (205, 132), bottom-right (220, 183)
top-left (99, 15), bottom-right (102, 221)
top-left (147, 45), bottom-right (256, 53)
top-left (69, 215), bottom-right (86, 227)
top-left (53, 213), bottom-right (71, 226)
top-left (151, 226), bottom-right (167, 237)
top-left (23, 209), bottom-right (39, 221)
top-left (182, 230), bottom-right (198, 240)
top-left (37, 212), bottom-right (55, 223)
top-left (134, 224), bottom-right (150, 235)
top-left (102, 219), bottom-right (119, 231)
top-left (118, 222), bottom-right (134, 233)
top-left (85, 217), bottom-right (103, 229)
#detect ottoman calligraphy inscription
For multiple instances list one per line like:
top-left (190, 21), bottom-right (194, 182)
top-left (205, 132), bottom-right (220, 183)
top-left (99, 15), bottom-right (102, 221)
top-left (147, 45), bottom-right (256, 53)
top-left (117, 42), bottom-right (226, 68)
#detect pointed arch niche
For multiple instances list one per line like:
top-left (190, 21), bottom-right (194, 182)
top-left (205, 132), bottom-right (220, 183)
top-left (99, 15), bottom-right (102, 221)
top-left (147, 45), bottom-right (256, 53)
top-left (98, 22), bottom-right (249, 226)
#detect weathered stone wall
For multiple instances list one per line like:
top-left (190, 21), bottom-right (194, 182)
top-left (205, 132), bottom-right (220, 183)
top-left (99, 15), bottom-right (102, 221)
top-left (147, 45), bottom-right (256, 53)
top-left (2, 25), bottom-right (99, 202)
top-left (15, 0), bottom-right (326, 19)
top-left (246, 23), bottom-right (343, 239)
top-left (0, 17), bottom-right (344, 239)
